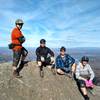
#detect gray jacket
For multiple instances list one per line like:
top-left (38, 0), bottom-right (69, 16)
top-left (76, 62), bottom-right (95, 80)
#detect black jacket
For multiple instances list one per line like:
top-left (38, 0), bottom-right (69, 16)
top-left (36, 46), bottom-right (54, 61)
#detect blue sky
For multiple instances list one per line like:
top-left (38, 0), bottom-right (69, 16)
top-left (0, 0), bottom-right (100, 48)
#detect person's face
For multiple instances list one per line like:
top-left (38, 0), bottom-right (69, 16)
top-left (40, 43), bottom-right (45, 47)
top-left (60, 50), bottom-right (65, 56)
top-left (16, 24), bottom-right (23, 30)
top-left (82, 61), bottom-right (88, 66)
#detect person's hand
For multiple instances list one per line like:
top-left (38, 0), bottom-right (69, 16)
top-left (51, 57), bottom-right (55, 63)
top-left (88, 80), bottom-right (94, 88)
top-left (41, 56), bottom-right (45, 62)
top-left (83, 78), bottom-right (87, 81)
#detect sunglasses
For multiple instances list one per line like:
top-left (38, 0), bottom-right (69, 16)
top-left (17, 23), bottom-right (23, 26)
top-left (40, 43), bottom-right (45, 44)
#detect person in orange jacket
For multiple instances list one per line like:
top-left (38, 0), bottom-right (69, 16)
top-left (11, 19), bottom-right (28, 78)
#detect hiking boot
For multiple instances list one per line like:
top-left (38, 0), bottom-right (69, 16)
top-left (13, 70), bottom-right (22, 78)
top-left (85, 97), bottom-right (89, 100)
top-left (84, 95), bottom-right (89, 100)
top-left (15, 75), bottom-right (23, 78)
top-left (13, 70), bottom-right (18, 76)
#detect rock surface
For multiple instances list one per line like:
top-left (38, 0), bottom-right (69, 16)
top-left (0, 62), bottom-right (100, 100)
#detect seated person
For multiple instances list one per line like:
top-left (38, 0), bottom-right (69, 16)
top-left (75, 56), bottom-right (95, 100)
top-left (56, 46), bottom-right (76, 77)
top-left (36, 39), bottom-right (55, 77)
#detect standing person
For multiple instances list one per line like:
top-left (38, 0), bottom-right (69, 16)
top-left (75, 56), bottom-right (95, 100)
top-left (10, 19), bottom-right (28, 78)
top-left (56, 46), bottom-right (76, 78)
top-left (36, 39), bottom-right (55, 77)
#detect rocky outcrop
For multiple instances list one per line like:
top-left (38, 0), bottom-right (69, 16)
top-left (0, 62), bottom-right (100, 100)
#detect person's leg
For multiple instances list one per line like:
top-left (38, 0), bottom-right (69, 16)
top-left (56, 69), bottom-right (65, 75)
top-left (37, 61), bottom-right (42, 66)
top-left (60, 67), bottom-right (72, 78)
top-left (21, 47), bottom-right (28, 62)
top-left (46, 57), bottom-right (55, 69)
top-left (12, 51), bottom-right (21, 77)
top-left (81, 87), bottom-right (88, 95)
top-left (37, 61), bottom-right (44, 77)
top-left (79, 80), bottom-right (89, 100)
top-left (16, 48), bottom-right (28, 73)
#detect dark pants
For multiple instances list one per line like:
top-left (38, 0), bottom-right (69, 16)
top-left (38, 57), bottom-right (53, 71)
top-left (77, 77), bottom-right (96, 88)
top-left (13, 47), bottom-right (28, 73)
top-left (77, 80), bottom-right (86, 88)
top-left (56, 65), bottom-right (71, 73)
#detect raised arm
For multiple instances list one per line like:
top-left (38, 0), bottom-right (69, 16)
top-left (48, 48), bottom-right (54, 57)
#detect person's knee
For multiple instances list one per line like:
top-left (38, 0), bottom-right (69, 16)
top-left (79, 80), bottom-right (86, 88)
top-left (80, 83), bottom-right (86, 88)
top-left (77, 80), bottom-right (86, 88)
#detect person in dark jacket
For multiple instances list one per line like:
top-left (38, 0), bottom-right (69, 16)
top-left (56, 46), bottom-right (76, 77)
top-left (36, 39), bottom-right (55, 77)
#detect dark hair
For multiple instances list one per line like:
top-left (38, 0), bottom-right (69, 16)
top-left (60, 46), bottom-right (66, 52)
top-left (81, 56), bottom-right (89, 62)
top-left (40, 39), bottom-right (46, 44)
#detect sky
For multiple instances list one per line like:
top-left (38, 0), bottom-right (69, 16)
top-left (0, 0), bottom-right (100, 48)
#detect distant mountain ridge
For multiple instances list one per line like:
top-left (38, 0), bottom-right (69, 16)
top-left (0, 47), bottom-right (100, 85)
top-left (0, 47), bottom-right (100, 63)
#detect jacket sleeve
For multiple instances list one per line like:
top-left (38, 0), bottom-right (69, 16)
top-left (36, 48), bottom-right (41, 61)
top-left (56, 56), bottom-right (61, 68)
top-left (75, 64), bottom-right (81, 79)
top-left (68, 55), bottom-right (75, 65)
top-left (48, 48), bottom-right (54, 57)
top-left (88, 65), bottom-right (95, 80)
top-left (14, 29), bottom-right (23, 39)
